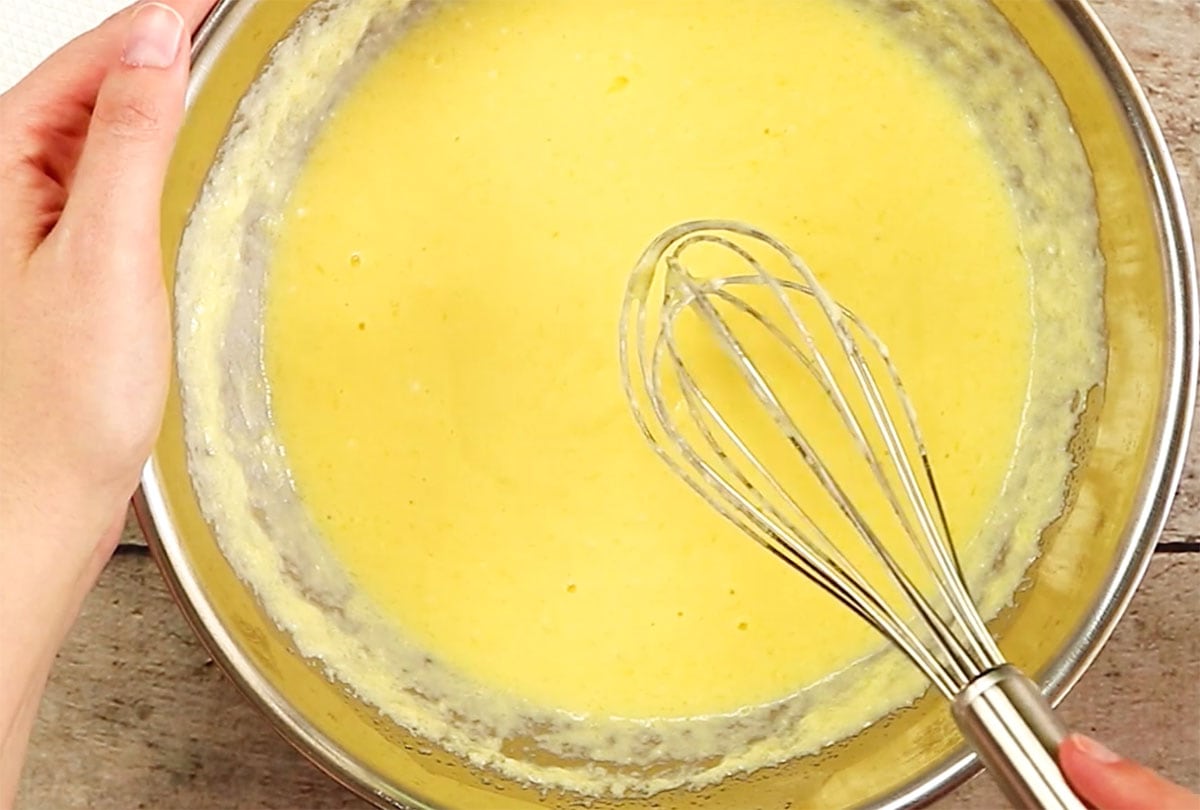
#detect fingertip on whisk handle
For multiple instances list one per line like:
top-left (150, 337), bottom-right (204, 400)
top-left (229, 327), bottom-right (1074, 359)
top-left (951, 665), bottom-right (1088, 809)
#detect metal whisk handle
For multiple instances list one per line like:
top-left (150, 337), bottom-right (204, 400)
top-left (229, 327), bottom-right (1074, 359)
top-left (952, 666), bottom-right (1086, 809)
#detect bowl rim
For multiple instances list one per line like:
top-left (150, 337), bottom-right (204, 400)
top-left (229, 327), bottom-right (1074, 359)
top-left (137, 0), bottom-right (1198, 807)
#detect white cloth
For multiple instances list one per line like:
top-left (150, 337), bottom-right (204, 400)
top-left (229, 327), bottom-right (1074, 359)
top-left (0, 0), bottom-right (130, 93)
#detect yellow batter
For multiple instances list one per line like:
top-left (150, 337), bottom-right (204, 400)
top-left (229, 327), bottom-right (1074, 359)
top-left (266, 0), bottom-right (1025, 719)
top-left (176, 0), bottom-right (1105, 797)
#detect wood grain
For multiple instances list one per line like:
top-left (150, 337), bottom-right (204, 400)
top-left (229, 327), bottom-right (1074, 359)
top-left (15, 0), bottom-right (1200, 807)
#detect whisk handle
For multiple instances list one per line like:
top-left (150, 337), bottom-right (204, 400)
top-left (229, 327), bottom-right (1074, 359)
top-left (951, 665), bottom-right (1087, 809)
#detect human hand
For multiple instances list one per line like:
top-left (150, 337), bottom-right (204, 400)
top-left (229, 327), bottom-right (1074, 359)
top-left (1060, 733), bottom-right (1200, 810)
top-left (0, 1), bottom-right (216, 803)
top-left (1, 0), bottom-right (215, 556)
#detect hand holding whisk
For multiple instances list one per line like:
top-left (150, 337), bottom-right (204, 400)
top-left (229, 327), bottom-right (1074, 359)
top-left (619, 220), bottom-right (1086, 809)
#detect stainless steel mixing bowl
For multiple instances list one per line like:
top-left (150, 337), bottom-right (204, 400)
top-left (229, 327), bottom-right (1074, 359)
top-left (138, 1), bottom-right (1197, 807)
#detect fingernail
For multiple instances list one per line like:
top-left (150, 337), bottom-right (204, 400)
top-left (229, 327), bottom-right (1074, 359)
top-left (122, 2), bottom-right (185, 69)
top-left (1071, 733), bottom-right (1122, 764)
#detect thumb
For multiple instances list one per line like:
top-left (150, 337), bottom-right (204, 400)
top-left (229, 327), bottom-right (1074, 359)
top-left (1059, 733), bottom-right (1200, 810)
top-left (60, 2), bottom-right (189, 262)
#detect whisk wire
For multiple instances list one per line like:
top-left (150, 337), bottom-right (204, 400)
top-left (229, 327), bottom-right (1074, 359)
top-left (651, 333), bottom-right (963, 695)
top-left (824, 299), bottom-right (1004, 669)
top-left (710, 279), bottom-right (994, 677)
top-left (630, 271), bottom-right (963, 693)
top-left (621, 220), bottom-right (1007, 695)
top-left (669, 235), bottom-right (980, 652)
top-left (716, 229), bottom-right (1001, 671)
top-left (662, 269), bottom-right (979, 690)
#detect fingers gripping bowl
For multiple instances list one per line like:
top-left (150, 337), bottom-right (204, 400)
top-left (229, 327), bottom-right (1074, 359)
top-left (140, 1), bottom-right (1196, 808)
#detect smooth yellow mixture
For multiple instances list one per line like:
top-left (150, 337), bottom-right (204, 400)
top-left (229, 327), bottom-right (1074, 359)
top-left (267, 0), bottom-right (1025, 720)
top-left (176, 0), bottom-right (1105, 796)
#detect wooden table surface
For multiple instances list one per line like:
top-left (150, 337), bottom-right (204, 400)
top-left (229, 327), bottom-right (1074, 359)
top-left (15, 1), bottom-right (1199, 807)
